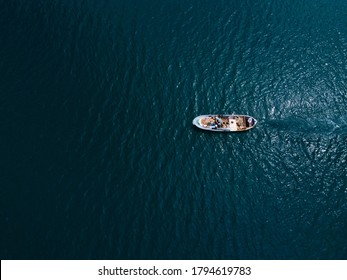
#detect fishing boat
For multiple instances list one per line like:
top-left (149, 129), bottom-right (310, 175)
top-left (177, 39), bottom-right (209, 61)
top-left (192, 114), bottom-right (257, 132)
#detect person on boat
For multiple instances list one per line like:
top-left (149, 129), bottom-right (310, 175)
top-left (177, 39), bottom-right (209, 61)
top-left (216, 117), bottom-right (222, 127)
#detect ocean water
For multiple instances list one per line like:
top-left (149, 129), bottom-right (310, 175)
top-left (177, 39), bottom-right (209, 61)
top-left (1, 0), bottom-right (347, 259)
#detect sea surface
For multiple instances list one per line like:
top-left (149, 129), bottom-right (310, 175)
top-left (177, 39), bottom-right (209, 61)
top-left (1, 0), bottom-right (347, 259)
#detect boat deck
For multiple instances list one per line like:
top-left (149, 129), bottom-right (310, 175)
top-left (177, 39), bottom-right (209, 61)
top-left (199, 115), bottom-right (248, 131)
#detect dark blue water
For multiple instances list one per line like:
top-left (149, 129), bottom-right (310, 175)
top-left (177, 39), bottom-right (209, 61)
top-left (1, 0), bottom-right (347, 259)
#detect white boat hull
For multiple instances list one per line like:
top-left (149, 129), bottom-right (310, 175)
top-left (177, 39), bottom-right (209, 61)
top-left (192, 114), bottom-right (257, 132)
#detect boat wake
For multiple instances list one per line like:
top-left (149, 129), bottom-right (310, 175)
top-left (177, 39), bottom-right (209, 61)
top-left (265, 116), bottom-right (347, 135)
